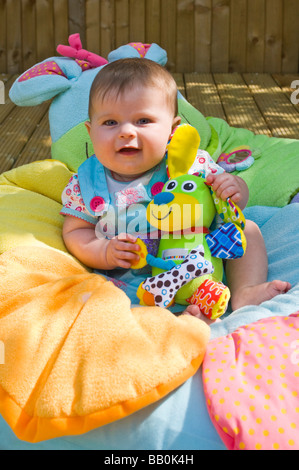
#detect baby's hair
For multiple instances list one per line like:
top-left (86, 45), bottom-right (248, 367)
top-left (88, 58), bottom-right (178, 118)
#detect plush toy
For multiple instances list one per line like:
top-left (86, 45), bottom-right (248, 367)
top-left (9, 34), bottom-right (218, 173)
top-left (217, 147), bottom-right (254, 172)
top-left (133, 124), bottom-right (247, 320)
top-left (8, 36), bottom-right (169, 171)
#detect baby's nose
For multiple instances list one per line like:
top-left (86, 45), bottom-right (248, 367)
top-left (119, 123), bottom-right (136, 138)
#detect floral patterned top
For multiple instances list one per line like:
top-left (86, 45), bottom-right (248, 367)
top-left (60, 149), bottom-right (223, 239)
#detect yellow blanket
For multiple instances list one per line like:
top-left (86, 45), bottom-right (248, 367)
top-left (0, 161), bottom-right (210, 442)
top-left (0, 159), bottom-right (72, 255)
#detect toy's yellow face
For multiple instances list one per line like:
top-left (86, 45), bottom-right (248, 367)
top-left (147, 175), bottom-right (216, 232)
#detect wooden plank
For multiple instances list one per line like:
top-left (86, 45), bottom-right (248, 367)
top-left (272, 73), bottom-right (299, 94)
top-left (129, 0), bottom-right (145, 43)
top-left (229, 0), bottom-right (247, 72)
top-left (0, 0), bottom-right (298, 75)
top-left (282, 0), bottom-right (299, 73)
top-left (115, 0), bottom-right (130, 47)
top-left (14, 111), bottom-right (51, 168)
top-left (100, 0), bottom-right (115, 57)
top-left (264, 0), bottom-right (283, 73)
top-left (0, 102), bottom-right (50, 173)
top-left (6, 0), bottom-right (22, 73)
top-left (176, 0), bottom-right (195, 72)
top-left (243, 73), bottom-right (299, 138)
top-left (184, 72), bottom-right (226, 119)
top-left (145, 0), bottom-right (161, 45)
top-left (173, 72), bottom-right (186, 98)
top-left (194, 0), bottom-right (212, 72)
top-left (21, 0), bottom-right (37, 72)
top-left (68, 0), bottom-right (85, 46)
top-left (0, 0), bottom-right (7, 73)
top-left (214, 73), bottom-right (271, 135)
top-left (86, 0), bottom-right (101, 54)
top-left (36, 0), bottom-right (55, 63)
top-left (272, 73), bottom-right (299, 111)
top-left (0, 76), bottom-right (4, 106)
top-left (53, 0), bottom-right (69, 49)
top-left (160, 0), bottom-right (177, 72)
top-left (246, 0), bottom-right (265, 73)
top-left (211, 0), bottom-right (229, 72)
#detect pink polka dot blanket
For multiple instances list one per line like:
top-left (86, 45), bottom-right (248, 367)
top-left (203, 313), bottom-right (299, 450)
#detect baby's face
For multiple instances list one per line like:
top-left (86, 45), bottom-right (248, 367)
top-left (85, 85), bottom-right (180, 181)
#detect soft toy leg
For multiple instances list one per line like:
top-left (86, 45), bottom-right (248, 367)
top-left (186, 279), bottom-right (230, 320)
top-left (137, 282), bottom-right (156, 306)
top-left (136, 247), bottom-right (213, 309)
top-left (137, 282), bottom-right (176, 308)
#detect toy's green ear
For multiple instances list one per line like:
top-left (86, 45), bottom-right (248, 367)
top-left (209, 187), bottom-right (246, 229)
top-left (166, 124), bottom-right (200, 179)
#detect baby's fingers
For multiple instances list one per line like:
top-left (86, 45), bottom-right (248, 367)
top-left (229, 191), bottom-right (241, 203)
top-left (217, 184), bottom-right (241, 201)
top-left (206, 174), bottom-right (216, 186)
top-left (117, 259), bottom-right (135, 269)
top-left (115, 239), bottom-right (141, 253)
top-left (115, 249), bottom-right (140, 269)
top-left (117, 232), bottom-right (139, 245)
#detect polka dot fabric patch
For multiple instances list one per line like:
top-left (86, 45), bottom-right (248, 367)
top-left (18, 61), bottom-right (66, 82)
top-left (203, 313), bottom-right (299, 450)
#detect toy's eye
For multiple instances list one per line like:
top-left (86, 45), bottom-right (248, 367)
top-left (182, 181), bottom-right (197, 192)
top-left (165, 180), bottom-right (178, 191)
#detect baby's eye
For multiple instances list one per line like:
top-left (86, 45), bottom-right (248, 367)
top-left (103, 119), bottom-right (117, 126)
top-left (137, 118), bottom-right (151, 125)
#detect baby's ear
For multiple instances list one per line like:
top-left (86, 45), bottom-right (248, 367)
top-left (172, 116), bottom-right (181, 130)
top-left (9, 57), bottom-right (82, 106)
top-left (84, 120), bottom-right (91, 135)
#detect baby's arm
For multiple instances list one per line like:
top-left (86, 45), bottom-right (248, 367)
top-left (62, 215), bottom-right (140, 270)
top-left (206, 172), bottom-right (249, 209)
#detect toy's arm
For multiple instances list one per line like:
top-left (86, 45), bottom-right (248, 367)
top-left (9, 33), bottom-right (107, 107)
top-left (131, 238), bottom-right (176, 270)
top-left (146, 254), bottom-right (176, 270)
top-left (205, 222), bottom-right (247, 259)
top-left (8, 57), bottom-right (81, 107)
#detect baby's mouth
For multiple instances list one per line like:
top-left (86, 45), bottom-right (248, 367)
top-left (119, 147), bottom-right (140, 155)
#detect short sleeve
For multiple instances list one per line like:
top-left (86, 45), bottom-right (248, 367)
top-left (188, 150), bottom-right (224, 178)
top-left (60, 174), bottom-right (98, 225)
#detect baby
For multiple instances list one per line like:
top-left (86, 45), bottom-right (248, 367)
top-left (61, 58), bottom-right (290, 315)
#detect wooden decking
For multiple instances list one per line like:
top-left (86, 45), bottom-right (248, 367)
top-left (0, 72), bottom-right (299, 175)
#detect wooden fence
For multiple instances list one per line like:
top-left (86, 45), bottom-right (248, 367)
top-left (0, 0), bottom-right (298, 74)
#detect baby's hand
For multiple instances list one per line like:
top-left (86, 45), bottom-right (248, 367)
top-left (105, 233), bottom-right (141, 269)
top-left (206, 173), bottom-right (242, 204)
